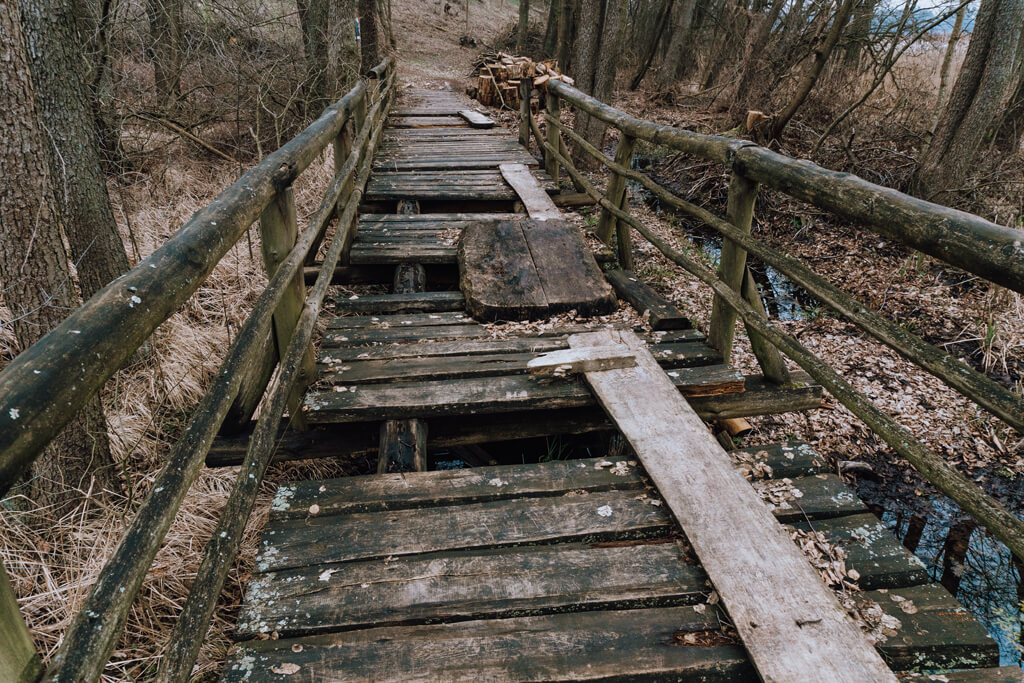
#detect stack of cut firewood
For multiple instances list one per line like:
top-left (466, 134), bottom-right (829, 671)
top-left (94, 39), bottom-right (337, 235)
top-left (469, 52), bottom-right (575, 109)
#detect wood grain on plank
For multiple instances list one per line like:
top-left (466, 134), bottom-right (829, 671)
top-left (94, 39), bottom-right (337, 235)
top-left (606, 268), bottom-right (692, 330)
top-left (222, 606), bottom-right (752, 682)
top-left (499, 163), bottom-right (561, 220)
top-left (570, 329), bottom-right (896, 682)
top-left (236, 541), bottom-right (700, 638)
top-left (256, 489), bottom-right (673, 572)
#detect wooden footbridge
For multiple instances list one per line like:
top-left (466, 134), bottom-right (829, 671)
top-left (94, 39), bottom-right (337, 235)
top-left (2, 58), bottom-right (1024, 682)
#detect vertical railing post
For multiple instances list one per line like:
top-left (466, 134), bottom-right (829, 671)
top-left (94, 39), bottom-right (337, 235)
top-left (0, 561), bottom-right (41, 683)
top-left (708, 171), bottom-right (790, 382)
top-left (259, 187), bottom-right (317, 428)
top-left (597, 132), bottom-right (638, 269)
top-left (545, 91), bottom-right (561, 186)
top-left (519, 76), bottom-right (533, 149)
top-left (333, 118), bottom-right (357, 266)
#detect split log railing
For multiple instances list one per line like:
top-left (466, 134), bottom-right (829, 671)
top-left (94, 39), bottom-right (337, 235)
top-left (522, 79), bottom-right (1024, 564)
top-left (0, 57), bottom-right (395, 683)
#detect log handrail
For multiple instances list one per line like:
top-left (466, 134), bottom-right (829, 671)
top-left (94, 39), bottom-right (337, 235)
top-left (0, 58), bottom-right (394, 682)
top-left (529, 81), bottom-right (1024, 563)
top-left (546, 79), bottom-right (1024, 295)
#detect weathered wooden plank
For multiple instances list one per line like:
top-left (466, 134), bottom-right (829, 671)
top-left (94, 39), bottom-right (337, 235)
top-left (358, 212), bottom-right (520, 227)
top-left (459, 109), bottom-right (496, 128)
top-left (349, 244), bottom-right (457, 264)
top-left (257, 489), bottom-right (673, 572)
top-left (372, 158), bottom-right (538, 171)
top-left (923, 668), bottom-right (1024, 682)
top-left (322, 323), bottom-right (485, 345)
top-left (864, 583), bottom-right (1000, 670)
top-left (730, 441), bottom-right (827, 478)
top-left (304, 365), bottom-right (746, 423)
top-left (236, 541), bottom-right (701, 639)
top-left (790, 513), bottom-right (930, 590)
top-left (328, 311), bottom-right (471, 329)
top-left (270, 456), bottom-right (647, 521)
top-left (387, 116), bottom-right (467, 128)
top-left (222, 606), bottom-right (751, 682)
top-left (571, 329), bottom-right (895, 682)
top-left (458, 220), bottom-right (549, 320)
top-left (521, 219), bottom-right (618, 315)
top-left (365, 170), bottom-right (556, 201)
top-left (499, 163), bottom-right (561, 220)
top-left (606, 268), bottom-right (692, 330)
top-left (332, 291), bottom-right (464, 314)
top-left (527, 346), bottom-right (636, 375)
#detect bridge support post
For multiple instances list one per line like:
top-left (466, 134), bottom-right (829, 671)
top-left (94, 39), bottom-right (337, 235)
top-left (259, 187), bottom-right (316, 429)
top-left (545, 92), bottom-right (561, 187)
top-left (519, 77), bottom-right (533, 149)
top-left (597, 133), bottom-right (637, 270)
top-left (0, 560), bottom-right (41, 683)
top-left (708, 171), bottom-right (789, 383)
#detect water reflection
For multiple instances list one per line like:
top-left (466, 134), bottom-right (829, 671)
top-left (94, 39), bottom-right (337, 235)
top-left (878, 495), bottom-right (1023, 666)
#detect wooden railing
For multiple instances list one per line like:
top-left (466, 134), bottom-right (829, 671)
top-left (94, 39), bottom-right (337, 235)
top-left (521, 78), bottom-right (1024, 563)
top-left (0, 57), bottom-right (395, 683)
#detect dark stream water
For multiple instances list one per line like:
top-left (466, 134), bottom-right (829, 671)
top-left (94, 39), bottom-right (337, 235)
top-left (865, 487), bottom-right (1024, 666)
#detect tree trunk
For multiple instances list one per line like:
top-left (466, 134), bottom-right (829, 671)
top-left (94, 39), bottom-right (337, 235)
top-left (518, 0), bottom-right (530, 52)
top-left (569, 0), bottom-right (603, 159)
top-left (556, 0), bottom-right (573, 70)
top-left (299, 0), bottom-right (330, 110)
top-left (0, 0), bottom-right (119, 509)
top-left (543, 0), bottom-right (559, 55)
top-left (20, 0), bottom-right (132, 301)
top-left (929, 2), bottom-right (967, 133)
top-left (769, 0), bottom-right (857, 140)
top-left (914, 0), bottom-right (1024, 200)
top-left (656, 0), bottom-right (696, 89)
top-left (630, 0), bottom-right (674, 90)
top-left (359, 0), bottom-right (380, 70)
top-left (842, 0), bottom-right (878, 68)
top-left (728, 0), bottom-right (786, 113)
top-left (580, 0), bottom-right (628, 161)
top-left (75, 0), bottom-right (121, 168)
top-left (328, 0), bottom-right (359, 96)
top-left (146, 0), bottom-right (184, 111)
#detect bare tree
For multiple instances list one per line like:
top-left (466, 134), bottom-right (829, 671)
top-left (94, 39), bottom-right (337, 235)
top-left (930, 1), bottom-right (969, 134)
top-left (656, 0), bottom-right (695, 90)
top-left (543, 0), bottom-right (559, 55)
top-left (914, 0), bottom-right (1024, 199)
top-left (328, 0), bottom-right (359, 93)
top-left (580, 0), bottom-right (628, 154)
top-left (20, 0), bottom-right (132, 301)
top-left (359, 0), bottom-right (380, 69)
top-left (0, 0), bottom-right (119, 508)
top-left (728, 0), bottom-right (787, 113)
top-left (146, 0), bottom-right (185, 111)
top-left (770, 0), bottom-right (857, 140)
top-left (518, 0), bottom-right (530, 52)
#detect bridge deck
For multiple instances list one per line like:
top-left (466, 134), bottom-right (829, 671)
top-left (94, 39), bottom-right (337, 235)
top-left (219, 89), bottom-right (1006, 681)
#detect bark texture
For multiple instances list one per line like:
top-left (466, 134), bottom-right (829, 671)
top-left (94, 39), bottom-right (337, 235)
top-left (914, 0), bottom-right (1024, 199)
top-left (146, 0), bottom-right (184, 111)
top-left (518, 0), bottom-right (530, 52)
top-left (0, 0), bottom-right (118, 508)
top-left (580, 0), bottom-right (628, 158)
top-left (20, 0), bottom-right (132, 301)
top-left (328, 0), bottom-right (359, 94)
top-left (359, 0), bottom-right (380, 70)
top-left (656, 0), bottom-right (696, 89)
top-left (929, 2), bottom-right (967, 133)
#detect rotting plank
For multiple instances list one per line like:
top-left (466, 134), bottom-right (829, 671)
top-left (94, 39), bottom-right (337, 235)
top-left (863, 583), bottom-right (999, 670)
top-left (268, 456), bottom-right (648, 521)
top-left (606, 268), bottom-right (692, 330)
top-left (222, 606), bottom-right (752, 682)
top-left (327, 311), bottom-right (471, 329)
top-left (322, 323), bottom-right (485, 344)
top-left (236, 541), bottom-right (700, 639)
top-left (303, 365), bottom-right (747, 422)
top-left (499, 163), bottom-right (561, 220)
top-left (332, 291), bottom-right (465, 314)
top-left (458, 109), bottom-right (496, 128)
top-left (521, 220), bottom-right (617, 314)
top-left (256, 489), bottom-right (673, 572)
top-left (365, 170), bottom-right (556, 201)
top-left (570, 329), bottom-right (896, 682)
top-left (790, 513), bottom-right (930, 590)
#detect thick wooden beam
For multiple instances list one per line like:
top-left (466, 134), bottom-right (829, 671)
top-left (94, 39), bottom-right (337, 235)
top-left (544, 93), bottom-right (560, 186)
top-left (0, 561), bottom-right (41, 683)
top-left (571, 329), bottom-right (896, 682)
top-left (605, 269), bottom-right (691, 330)
top-left (596, 133), bottom-right (636, 251)
top-left (708, 171), bottom-right (756, 363)
top-left (518, 77), bottom-right (533, 148)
